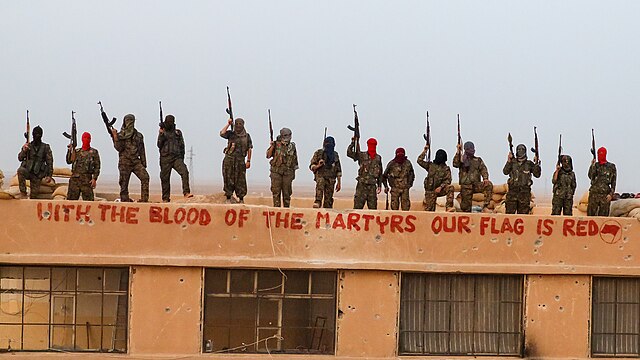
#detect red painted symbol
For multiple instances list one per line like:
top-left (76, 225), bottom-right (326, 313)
top-left (600, 220), bottom-right (622, 244)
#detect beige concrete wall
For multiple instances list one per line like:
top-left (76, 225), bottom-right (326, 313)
top-left (129, 266), bottom-right (202, 355)
top-left (0, 200), bottom-right (637, 275)
top-left (336, 270), bottom-right (399, 358)
top-left (524, 275), bottom-right (591, 358)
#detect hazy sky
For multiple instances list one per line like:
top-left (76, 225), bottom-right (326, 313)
top-left (1, 1), bottom-right (639, 194)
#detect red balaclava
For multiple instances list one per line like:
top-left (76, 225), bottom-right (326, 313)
top-left (82, 132), bottom-right (91, 151)
top-left (366, 138), bottom-right (377, 159)
top-left (394, 147), bottom-right (407, 164)
top-left (597, 147), bottom-right (607, 165)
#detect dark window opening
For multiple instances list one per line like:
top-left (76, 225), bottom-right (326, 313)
top-left (0, 266), bottom-right (129, 352)
top-left (399, 273), bottom-right (524, 356)
top-left (203, 269), bottom-right (336, 354)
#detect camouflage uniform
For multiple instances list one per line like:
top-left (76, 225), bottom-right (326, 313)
top-left (66, 147), bottom-right (101, 201)
top-left (502, 145), bottom-right (541, 214)
top-left (452, 143), bottom-right (493, 212)
top-left (310, 148), bottom-right (342, 208)
top-left (382, 158), bottom-right (415, 211)
top-left (221, 119), bottom-right (252, 201)
top-left (268, 129), bottom-right (298, 207)
top-left (417, 149), bottom-right (454, 211)
top-left (17, 136), bottom-right (54, 199)
top-left (157, 118), bottom-right (190, 202)
top-left (551, 155), bottom-right (576, 216)
top-left (113, 115), bottom-right (149, 202)
top-left (347, 140), bottom-right (383, 209)
top-left (587, 161), bottom-right (616, 216)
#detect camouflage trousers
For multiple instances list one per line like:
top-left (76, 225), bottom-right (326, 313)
top-left (119, 161), bottom-right (149, 202)
top-left (587, 191), bottom-right (611, 216)
top-left (67, 175), bottom-right (94, 201)
top-left (270, 171), bottom-right (294, 207)
top-left (551, 195), bottom-right (573, 216)
top-left (505, 188), bottom-right (532, 214)
top-left (17, 166), bottom-right (42, 199)
top-left (160, 156), bottom-right (190, 202)
top-left (222, 156), bottom-right (247, 200)
top-left (459, 181), bottom-right (493, 212)
top-left (389, 187), bottom-right (411, 211)
top-left (423, 185), bottom-right (454, 211)
top-left (354, 182), bottom-right (378, 210)
top-left (314, 177), bottom-right (336, 208)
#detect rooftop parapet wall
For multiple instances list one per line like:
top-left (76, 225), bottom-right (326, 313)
top-left (0, 200), bottom-right (637, 275)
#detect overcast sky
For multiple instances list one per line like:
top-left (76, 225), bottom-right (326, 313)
top-left (1, 1), bottom-right (638, 195)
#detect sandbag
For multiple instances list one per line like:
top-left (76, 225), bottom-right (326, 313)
top-left (53, 186), bottom-right (68, 198)
top-left (579, 191), bottom-right (589, 205)
top-left (452, 183), bottom-right (461, 192)
top-left (577, 202), bottom-right (588, 213)
top-left (472, 193), bottom-right (485, 202)
top-left (609, 199), bottom-right (640, 218)
top-left (53, 167), bottom-right (73, 177)
top-left (492, 193), bottom-right (505, 202)
top-left (53, 195), bottom-right (66, 201)
top-left (493, 183), bottom-right (508, 194)
top-left (0, 191), bottom-right (14, 200)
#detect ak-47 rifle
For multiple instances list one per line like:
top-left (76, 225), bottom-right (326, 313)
top-left (457, 114), bottom-right (461, 149)
top-left (323, 127), bottom-right (327, 144)
top-left (24, 110), bottom-right (30, 160)
top-left (348, 104), bottom-right (360, 139)
top-left (268, 109), bottom-right (273, 142)
top-left (507, 132), bottom-right (514, 157)
top-left (423, 111), bottom-right (431, 161)
top-left (98, 101), bottom-right (117, 139)
top-left (159, 101), bottom-right (164, 129)
top-left (531, 126), bottom-right (539, 163)
top-left (557, 134), bottom-right (563, 166)
top-left (590, 129), bottom-right (596, 160)
top-left (64, 111), bottom-right (78, 163)
top-left (226, 87), bottom-right (234, 132)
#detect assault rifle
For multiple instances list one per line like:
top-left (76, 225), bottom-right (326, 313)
top-left (590, 129), bottom-right (596, 160)
top-left (557, 134), bottom-right (563, 166)
top-left (159, 101), bottom-right (164, 129)
top-left (64, 111), bottom-right (78, 163)
top-left (323, 127), bottom-right (327, 143)
top-left (268, 109), bottom-right (273, 142)
top-left (226, 87), bottom-right (234, 132)
top-left (423, 111), bottom-right (431, 161)
top-left (507, 132), bottom-right (514, 157)
top-left (98, 101), bottom-right (117, 139)
top-left (457, 114), bottom-right (461, 148)
top-left (24, 110), bottom-right (30, 160)
top-left (531, 126), bottom-right (539, 163)
top-left (348, 104), bottom-right (360, 139)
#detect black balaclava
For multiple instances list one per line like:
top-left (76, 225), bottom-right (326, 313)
top-left (32, 126), bottom-right (43, 145)
top-left (164, 115), bottom-right (175, 132)
top-left (516, 144), bottom-right (527, 161)
top-left (434, 149), bottom-right (447, 165)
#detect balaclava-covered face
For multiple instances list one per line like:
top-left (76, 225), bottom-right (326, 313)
top-left (516, 144), bottom-right (527, 161)
top-left (434, 149), bottom-right (447, 165)
top-left (597, 147), bottom-right (607, 165)
top-left (82, 132), bottom-right (91, 151)
top-left (323, 136), bottom-right (335, 166)
top-left (462, 141), bottom-right (475, 168)
top-left (561, 155), bottom-right (573, 172)
top-left (279, 127), bottom-right (292, 144)
top-left (234, 118), bottom-right (246, 135)
top-left (367, 138), bottom-right (377, 160)
top-left (120, 114), bottom-right (136, 140)
top-left (32, 126), bottom-right (43, 145)
top-left (394, 147), bottom-right (407, 164)
top-left (164, 115), bottom-right (175, 131)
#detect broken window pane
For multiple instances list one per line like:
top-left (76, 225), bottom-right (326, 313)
top-left (0, 267), bottom-right (23, 290)
top-left (25, 267), bottom-right (49, 291)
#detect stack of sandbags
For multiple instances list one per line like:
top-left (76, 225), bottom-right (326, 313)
top-left (53, 167), bottom-right (72, 178)
top-left (451, 183), bottom-right (513, 210)
top-left (8, 174), bottom-right (58, 199)
top-left (52, 186), bottom-right (68, 201)
top-left (610, 198), bottom-right (640, 218)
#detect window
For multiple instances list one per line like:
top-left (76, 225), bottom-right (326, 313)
top-left (592, 277), bottom-right (640, 357)
top-left (0, 266), bottom-right (129, 352)
top-left (203, 269), bottom-right (336, 354)
top-left (399, 273), bottom-right (524, 356)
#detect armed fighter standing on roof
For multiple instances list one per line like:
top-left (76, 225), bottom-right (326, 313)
top-left (220, 88), bottom-right (252, 204)
top-left (65, 111), bottom-right (100, 201)
top-left (157, 103), bottom-right (192, 202)
top-left (502, 130), bottom-right (542, 214)
top-left (310, 133), bottom-right (342, 208)
top-left (266, 110), bottom-right (299, 207)
top-left (587, 130), bottom-right (617, 216)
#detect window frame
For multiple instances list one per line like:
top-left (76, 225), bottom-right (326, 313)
top-left (398, 272), bottom-right (525, 357)
top-left (0, 265), bottom-right (129, 353)
top-left (201, 268), bottom-right (338, 355)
